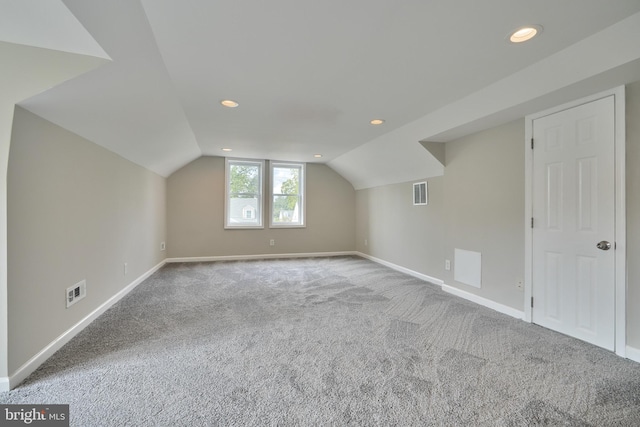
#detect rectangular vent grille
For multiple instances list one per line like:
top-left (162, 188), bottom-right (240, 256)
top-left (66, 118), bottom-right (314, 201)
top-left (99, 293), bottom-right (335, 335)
top-left (66, 280), bottom-right (86, 308)
top-left (413, 182), bottom-right (427, 205)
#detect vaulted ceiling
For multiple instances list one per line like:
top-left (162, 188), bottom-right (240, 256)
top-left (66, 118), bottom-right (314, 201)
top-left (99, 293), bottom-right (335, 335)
top-left (7, 0), bottom-right (640, 189)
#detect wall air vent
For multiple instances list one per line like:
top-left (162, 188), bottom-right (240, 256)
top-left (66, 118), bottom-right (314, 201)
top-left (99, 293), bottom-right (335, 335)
top-left (413, 182), bottom-right (427, 205)
top-left (66, 280), bottom-right (87, 308)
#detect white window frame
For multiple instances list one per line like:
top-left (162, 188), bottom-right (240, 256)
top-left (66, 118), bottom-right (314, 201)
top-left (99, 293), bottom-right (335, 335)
top-left (270, 161), bottom-right (306, 228)
top-left (225, 158), bottom-right (265, 229)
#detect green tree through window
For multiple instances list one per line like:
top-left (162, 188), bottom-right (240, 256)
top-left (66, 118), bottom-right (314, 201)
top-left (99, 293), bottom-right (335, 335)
top-left (271, 164), bottom-right (304, 226)
top-left (273, 169), bottom-right (299, 217)
top-left (230, 164), bottom-right (259, 196)
top-left (226, 159), bottom-right (263, 228)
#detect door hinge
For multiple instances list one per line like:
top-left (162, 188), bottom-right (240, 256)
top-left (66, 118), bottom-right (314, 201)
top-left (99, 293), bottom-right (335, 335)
top-left (531, 217), bottom-right (534, 228)
top-left (531, 297), bottom-right (534, 308)
top-left (531, 138), bottom-right (534, 149)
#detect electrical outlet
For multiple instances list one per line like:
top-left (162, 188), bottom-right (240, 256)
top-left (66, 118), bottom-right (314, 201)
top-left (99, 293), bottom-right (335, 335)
top-left (160, 241), bottom-right (166, 251)
top-left (445, 259), bottom-right (451, 271)
top-left (270, 239), bottom-right (275, 246)
top-left (516, 280), bottom-right (523, 289)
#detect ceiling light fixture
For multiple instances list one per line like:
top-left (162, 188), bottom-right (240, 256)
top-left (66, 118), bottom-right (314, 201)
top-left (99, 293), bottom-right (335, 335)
top-left (508, 25), bottom-right (542, 43)
top-left (221, 148), bottom-right (233, 152)
top-left (370, 119), bottom-right (385, 125)
top-left (220, 99), bottom-right (239, 108)
top-left (314, 154), bottom-right (322, 158)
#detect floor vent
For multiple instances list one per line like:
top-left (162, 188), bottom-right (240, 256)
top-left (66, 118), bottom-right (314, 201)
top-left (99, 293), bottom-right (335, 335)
top-left (66, 280), bottom-right (87, 308)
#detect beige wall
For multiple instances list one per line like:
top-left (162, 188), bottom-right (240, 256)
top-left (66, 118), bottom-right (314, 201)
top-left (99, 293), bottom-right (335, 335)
top-left (355, 120), bottom-right (524, 309)
top-left (355, 177), bottom-right (444, 278)
top-left (5, 81), bottom-right (640, 374)
top-left (167, 156), bottom-right (355, 257)
top-left (7, 108), bottom-right (166, 373)
top-left (355, 82), bottom-right (640, 350)
top-left (442, 120), bottom-right (525, 309)
top-left (0, 105), bottom-right (13, 378)
top-left (626, 81), bottom-right (640, 348)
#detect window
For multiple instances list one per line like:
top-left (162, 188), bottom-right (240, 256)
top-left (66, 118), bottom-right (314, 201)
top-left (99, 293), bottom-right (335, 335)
top-left (225, 159), bottom-right (264, 228)
top-left (242, 206), bottom-right (255, 219)
top-left (413, 181), bottom-right (427, 205)
top-left (224, 159), bottom-right (306, 229)
top-left (270, 162), bottom-right (305, 227)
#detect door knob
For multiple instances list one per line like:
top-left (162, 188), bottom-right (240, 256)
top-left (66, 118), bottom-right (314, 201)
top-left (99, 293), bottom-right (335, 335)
top-left (596, 241), bottom-right (611, 251)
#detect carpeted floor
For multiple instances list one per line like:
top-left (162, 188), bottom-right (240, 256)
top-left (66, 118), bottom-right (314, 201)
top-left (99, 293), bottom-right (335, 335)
top-left (1, 256), bottom-right (639, 426)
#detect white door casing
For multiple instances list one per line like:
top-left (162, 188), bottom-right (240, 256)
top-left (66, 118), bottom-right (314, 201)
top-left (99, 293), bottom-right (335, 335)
top-left (524, 87), bottom-right (626, 356)
top-left (533, 96), bottom-right (615, 349)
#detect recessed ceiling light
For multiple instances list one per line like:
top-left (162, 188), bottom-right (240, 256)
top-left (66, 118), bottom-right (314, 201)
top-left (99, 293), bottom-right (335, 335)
top-left (220, 99), bottom-right (239, 108)
top-left (314, 154), bottom-right (323, 158)
top-left (508, 25), bottom-right (542, 43)
top-left (370, 119), bottom-right (385, 125)
top-left (221, 148), bottom-right (232, 152)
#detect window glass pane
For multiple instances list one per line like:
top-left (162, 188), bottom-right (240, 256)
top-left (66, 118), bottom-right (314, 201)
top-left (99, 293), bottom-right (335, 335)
top-left (230, 164), bottom-right (260, 196)
top-left (272, 167), bottom-right (300, 194)
top-left (270, 163), bottom-right (304, 227)
top-left (273, 195), bottom-right (300, 223)
top-left (227, 160), bottom-right (263, 227)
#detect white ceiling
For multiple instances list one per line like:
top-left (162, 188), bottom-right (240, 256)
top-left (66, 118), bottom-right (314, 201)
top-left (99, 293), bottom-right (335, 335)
top-left (0, 0), bottom-right (108, 59)
top-left (8, 0), bottom-right (640, 188)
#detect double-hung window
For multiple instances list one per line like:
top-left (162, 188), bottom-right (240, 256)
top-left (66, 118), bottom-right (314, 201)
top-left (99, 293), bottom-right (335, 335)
top-left (270, 162), bottom-right (305, 228)
top-left (225, 159), bottom-right (264, 228)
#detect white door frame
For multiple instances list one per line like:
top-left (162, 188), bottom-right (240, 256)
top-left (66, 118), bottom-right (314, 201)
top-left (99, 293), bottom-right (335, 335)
top-left (524, 86), bottom-right (626, 357)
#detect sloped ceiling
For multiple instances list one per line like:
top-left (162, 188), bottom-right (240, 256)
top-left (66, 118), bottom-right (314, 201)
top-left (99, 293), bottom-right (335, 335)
top-left (0, 0), bottom-right (108, 59)
top-left (10, 0), bottom-right (640, 189)
top-left (0, 4), bottom-right (112, 379)
top-left (0, 0), bottom-right (109, 138)
top-left (0, 0), bottom-right (109, 106)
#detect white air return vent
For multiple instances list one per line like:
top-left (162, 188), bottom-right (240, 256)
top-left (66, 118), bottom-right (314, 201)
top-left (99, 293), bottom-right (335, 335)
top-left (454, 249), bottom-right (482, 288)
top-left (66, 280), bottom-right (86, 308)
top-left (413, 182), bottom-right (427, 205)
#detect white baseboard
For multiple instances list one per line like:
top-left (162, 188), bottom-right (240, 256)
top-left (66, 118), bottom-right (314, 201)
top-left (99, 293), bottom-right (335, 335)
top-left (625, 346), bottom-right (640, 363)
top-left (355, 252), bottom-right (444, 286)
top-left (442, 283), bottom-right (525, 320)
top-left (2, 260), bottom-right (166, 391)
top-left (354, 253), bottom-right (525, 321)
top-left (166, 251), bottom-right (356, 263)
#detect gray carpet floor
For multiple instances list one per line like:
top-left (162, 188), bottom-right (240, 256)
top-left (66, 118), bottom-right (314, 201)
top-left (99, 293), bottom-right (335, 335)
top-left (1, 256), bottom-right (640, 426)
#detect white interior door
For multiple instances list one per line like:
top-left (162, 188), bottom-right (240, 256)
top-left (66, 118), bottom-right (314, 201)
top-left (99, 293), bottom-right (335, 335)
top-left (532, 95), bottom-right (616, 351)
